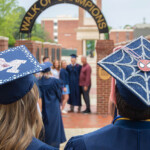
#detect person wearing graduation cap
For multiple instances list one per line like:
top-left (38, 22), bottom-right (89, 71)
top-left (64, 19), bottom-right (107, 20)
top-left (0, 45), bottom-right (58, 150)
top-left (65, 36), bottom-right (150, 150)
top-left (38, 61), bottom-right (66, 148)
top-left (67, 54), bottom-right (82, 112)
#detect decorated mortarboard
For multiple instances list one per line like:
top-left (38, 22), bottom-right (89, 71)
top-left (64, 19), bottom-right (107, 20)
top-left (98, 36), bottom-right (150, 108)
top-left (70, 54), bottom-right (77, 58)
top-left (40, 62), bottom-right (52, 73)
top-left (0, 45), bottom-right (45, 105)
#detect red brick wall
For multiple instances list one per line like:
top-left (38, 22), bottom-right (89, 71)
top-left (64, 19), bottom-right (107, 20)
top-left (42, 20), bottom-right (54, 41)
top-left (110, 31), bottom-right (133, 44)
top-left (79, 8), bottom-right (84, 27)
top-left (15, 40), bottom-right (43, 63)
top-left (97, 0), bottom-right (102, 9)
top-left (58, 20), bottom-right (82, 55)
top-left (96, 40), bottom-right (114, 115)
top-left (0, 37), bottom-right (9, 51)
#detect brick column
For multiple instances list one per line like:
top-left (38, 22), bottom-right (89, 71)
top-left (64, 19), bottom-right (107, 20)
top-left (15, 40), bottom-right (36, 56)
top-left (0, 36), bottom-right (9, 51)
top-left (96, 40), bottom-right (114, 115)
top-left (79, 8), bottom-right (84, 27)
top-left (97, 0), bottom-right (102, 10)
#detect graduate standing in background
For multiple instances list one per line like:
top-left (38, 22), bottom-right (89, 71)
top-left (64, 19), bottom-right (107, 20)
top-left (67, 54), bottom-right (82, 112)
top-left (65, 37), bottom-right (150, 150)
top-left (38, 62), bottom-right (66, 148)
top-left (0, 46), bottom-right (57, 150)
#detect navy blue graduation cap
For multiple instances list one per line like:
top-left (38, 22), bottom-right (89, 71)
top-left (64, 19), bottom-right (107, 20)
top-left (0, 45), bottom-right (46, 105)
top-left (70, 54), bottom-right (77, 58)
top-left (98, 36), bottom-right (150, 108)
top-left (40, 62), bottom-right (52, 73)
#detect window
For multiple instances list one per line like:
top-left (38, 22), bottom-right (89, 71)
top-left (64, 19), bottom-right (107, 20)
top-left (116, 32), bottom-right (119, 43)
top-left (54, 22), bottom-right (57, 26)
top-left (126, 32), bottom-right (130, 41)
top-left (44, 48), bottom-right (49, 57)
top-left (57, 48), bottom-right (60, 60)
top-left (52, 48), bottom-right (55, 61)
top-left (36, 48), bottom-right (40, 62)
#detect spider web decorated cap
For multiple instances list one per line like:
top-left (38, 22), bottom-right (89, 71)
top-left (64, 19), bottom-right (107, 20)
top-left (98, 36), bottom-right (150, 108)
top-left (0, 45), bottom-right (45, 104)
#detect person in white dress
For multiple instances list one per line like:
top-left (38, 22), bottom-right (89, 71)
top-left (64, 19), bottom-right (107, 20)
top-left (51, 60), bottom-right (60, 79)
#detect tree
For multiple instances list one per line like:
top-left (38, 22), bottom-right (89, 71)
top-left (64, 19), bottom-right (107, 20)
top-left (12, 6), bottom-right (26, 40)
top-left (0, 0), bottom-right (53, 46)
top-left (31, 23), bottom-right (54, 42)
top-left (0, 0), bottom-right (18, 45)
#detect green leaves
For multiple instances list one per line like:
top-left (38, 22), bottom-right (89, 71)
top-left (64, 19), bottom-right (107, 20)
top-left (0, 0), bottom-right (52, 46)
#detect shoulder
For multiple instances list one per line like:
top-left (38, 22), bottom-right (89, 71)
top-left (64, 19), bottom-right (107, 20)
top-left (51, 78), bottom-right (63, 87)
top-left (76, 64), bottom-right (81, 67)
top-left (87, 64), bottom-right (91, 68)
top-left (27, 138), bottom-right (58, 150)
top-left (65, 124), bottom-right (114, 150)
top-left (60, 68), bottom-right (65, 73)
top-left (65, 135), bottom-right (86, 150)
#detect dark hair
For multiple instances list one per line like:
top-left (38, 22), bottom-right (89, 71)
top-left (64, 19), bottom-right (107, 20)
top-left (43, 57), bottom-right (49, 62)
top-left (116, 86), bottom-right (150, 121)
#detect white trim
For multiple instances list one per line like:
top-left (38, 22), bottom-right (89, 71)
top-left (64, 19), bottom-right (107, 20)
top-left (110, 29), bottom-right (133, 32)
top-left (0, 36), bottom-right (9, 40)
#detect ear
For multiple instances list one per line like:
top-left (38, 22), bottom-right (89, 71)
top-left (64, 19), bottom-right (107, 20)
top-left (109, 77), bottom-right (117, 104)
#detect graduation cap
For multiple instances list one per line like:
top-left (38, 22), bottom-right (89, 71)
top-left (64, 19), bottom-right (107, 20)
top-left (40, 62), bottom-right (52, 73)
top-left (98, 36), bottom-right (150, 108)
top-left (70, 54), bottom-right (77, 58)
top-left (0, 45), bottom-right (46, 105)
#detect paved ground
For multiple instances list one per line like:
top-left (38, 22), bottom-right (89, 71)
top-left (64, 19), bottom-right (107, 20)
top-left (60, 105), bottom-right (112, 149)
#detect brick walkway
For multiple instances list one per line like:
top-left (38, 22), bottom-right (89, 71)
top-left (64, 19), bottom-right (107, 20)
top-left (60, 105), bottom-right (112, 149)
top-left (62, 111), bottom-right (112, 128)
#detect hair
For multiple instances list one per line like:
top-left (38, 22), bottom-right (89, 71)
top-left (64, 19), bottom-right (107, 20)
top-left (116, 86), bottom-right (150, 121)
top-left (41, 71), bottom-right (51, 79)
top-left (0, 84), bottom-right (43, 150)
top-left (43, 57), bottom-right (49, 62)
top-left (61, 60), bottom-right (67, 69)
top-left (52, 60), bottom-right (60, 71)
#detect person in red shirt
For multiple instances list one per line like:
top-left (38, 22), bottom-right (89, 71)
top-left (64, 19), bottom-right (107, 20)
top-left (79, 56), bottom-right (92, 113)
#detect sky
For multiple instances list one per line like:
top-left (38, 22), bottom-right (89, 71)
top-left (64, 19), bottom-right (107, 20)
top-left (18, 0), bottom-right (150, 29)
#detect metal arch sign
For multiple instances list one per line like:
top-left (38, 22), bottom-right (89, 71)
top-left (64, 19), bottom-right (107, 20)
top-left (19, 0), bottom-right (109, 34)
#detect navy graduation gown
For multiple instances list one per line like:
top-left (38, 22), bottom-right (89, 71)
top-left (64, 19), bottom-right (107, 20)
top-left (67, 64), bottom-right (82, 106)
top-left (27, 138), bottom-right (58, 150)
top-left (65, 118), bottom-right (150, 150)
top-left (60, 68), bottom-right (69, 86)
top-left (38, 77), bottom-right (66, 148)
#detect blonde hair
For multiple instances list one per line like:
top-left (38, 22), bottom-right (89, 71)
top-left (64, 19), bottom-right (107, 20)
top-left (61, 60), bottom-right (67, 69)
top-left (0, 84), bottom-right (43, 150)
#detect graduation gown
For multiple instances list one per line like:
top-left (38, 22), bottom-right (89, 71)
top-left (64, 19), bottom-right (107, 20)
top-left (67, 64), bottom-right (82, 106)
top-left (27, 138), bottom-right (58, 150)
top-left (65, 117), bottom-right (150, 150)
top-left (38, 77), bottom-right (66, 148)
top-left (60, 68), bottom-right (69, 87)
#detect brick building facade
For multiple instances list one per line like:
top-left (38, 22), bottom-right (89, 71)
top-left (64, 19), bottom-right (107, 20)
top-left (15, 40), bottom-right (62, 63)
top-left (110, 29), bottom-right (134, 45)
top-left (41, 0), bottom-right (102, 56)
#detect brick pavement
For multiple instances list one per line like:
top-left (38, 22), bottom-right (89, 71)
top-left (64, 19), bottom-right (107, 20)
top-left (60, 105), bottom-right (112, 149)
